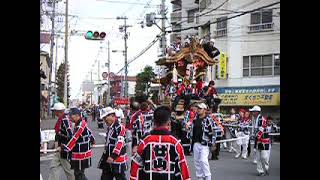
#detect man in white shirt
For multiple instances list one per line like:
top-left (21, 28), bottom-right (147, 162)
top-left (115, 105), bottom-right (125, 123)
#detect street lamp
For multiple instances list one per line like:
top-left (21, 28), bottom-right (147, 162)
top-left (112, 50), bottom-right (125, 56)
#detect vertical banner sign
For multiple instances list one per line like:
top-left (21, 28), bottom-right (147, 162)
top-left (219, 52), bottom-right (227, 79)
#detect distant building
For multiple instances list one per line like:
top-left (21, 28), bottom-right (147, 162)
top-left (110, 75), bottom-right (137, 98)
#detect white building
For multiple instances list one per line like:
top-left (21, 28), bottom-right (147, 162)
top-left (170, 0), bottom-right (280, 118)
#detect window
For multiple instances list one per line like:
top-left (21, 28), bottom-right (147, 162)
top-left (243, 54), bottom-right (280, 77)
top-left (217, 16), bottom-right (227, 29)
top-left (274, 54), bottom-right (280, 75)
top-left (187, 9), bottom-right (197, 23)
top-left (215, 16), bottom-right (227, 37)
top-left (249, 9), bottom-right (273, 32)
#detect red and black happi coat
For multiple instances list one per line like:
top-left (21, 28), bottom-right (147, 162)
top-left (130, 110), bottom-right (154, 147)
top-left (54, 114), bottom-right (73, 159)
top-left (255, 115), bottom-right (270, 150)
top-left (237, 116), bottom-right (252, 135)
top-left (182, 109), bottom-right (196, 128)
top-left (98, 120), bottom-right (128, 172)
top-left (64, 119), bottom-right (95, 170)
top-left (130, 128), bottom-right (191, 180)
top-left (189, 115), bottom-right (217, 146)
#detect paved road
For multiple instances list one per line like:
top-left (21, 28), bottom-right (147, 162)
top-left (41, 119), bottom-right (280, 180)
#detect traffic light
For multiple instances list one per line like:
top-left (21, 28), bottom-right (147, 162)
top-left (85, 31), bottom-right (106, 40)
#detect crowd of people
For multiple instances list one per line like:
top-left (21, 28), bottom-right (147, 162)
top-left (166, 78), bottom-right (221, 112)
top-left (42, 98), bottom-right (279, 180)
top-left (166, 35), bottom-right (220, 60)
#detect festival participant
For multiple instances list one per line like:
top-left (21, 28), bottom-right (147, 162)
top-left (98, 107), bottom-right (128, 180)
top-left (48, 103), bottom-right (74, 180)
top-left (210, 109), bottom-right (224, 160)
top-left (64, 108), bottom-right (95, 180)
top-left (182, 102), bottom-right (198, 155)
top-left (130, 106), bottom-right (191, 180)
top-left (189, 103), bottom-right (216, 180)
top-left (130, 102), bottom-right (154, 155)
top-left (172, 79), bottom-right (185, 111)
top-left (202, 39), bottom-right (220, 59)
top-left (234, 109), bottom-right (251, 159)
top-left (250, 106), bottom-right (271, 176)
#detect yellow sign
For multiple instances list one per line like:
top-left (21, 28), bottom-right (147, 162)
top-left (220, 93), bottom-right (280, 106)
top-left (219, 52), bottom-right (227, 79)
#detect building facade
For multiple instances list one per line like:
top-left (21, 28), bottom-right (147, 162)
top-left (169, 0), bottom-right (280, 119)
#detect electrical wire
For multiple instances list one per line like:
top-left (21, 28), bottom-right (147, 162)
top-left (115, 32), bottom-right (162, 74)
top-left (96, 0), bottom-right (159, 7)
top-left (170, 7), bottom-right (280, 19)
top-left (174, 0), bottom-right (231, 26)
top-left (167, 1), bottom-right (280, 33)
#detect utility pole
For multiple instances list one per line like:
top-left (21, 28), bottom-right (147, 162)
top-left (124, 17), bottom-right (128, 98)
top-left (98, 52), bottom-right (101, 104)
top-left (117, 16), bottom-right (132, 98)
top-left (64, 0), bottom-right (69, 106)
top-left (48, 0), bottom-right (56, 117)
top-left (55, 36), bottom-right (59, 78)
top-left (159, 0), bottom-right (167, 101)
top-left (107, 40), bottom-right (111, 105)
top-left (90, 71), bottom-right (93, 105)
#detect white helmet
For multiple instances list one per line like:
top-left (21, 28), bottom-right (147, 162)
top-left (249, 105), bottom-right (261, 112)
top-left (210, 38), bottom-right (215, 43)
top-left (51, 102), bottom-right (66, 111)
top-left (100, 107), bottom-right (115, 119)
top-left (192, 80), bottom-right (197, 84)
top-left (178, 78), bottom-right (183, 82)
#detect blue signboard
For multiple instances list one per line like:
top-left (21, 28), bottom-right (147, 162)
top-left (216, 86), bottom-right (280, 94)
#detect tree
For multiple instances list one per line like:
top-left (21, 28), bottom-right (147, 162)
top-left (135, 66), bottom-right (156, 100)
top-left (56, 62), bottom-right (70, 106)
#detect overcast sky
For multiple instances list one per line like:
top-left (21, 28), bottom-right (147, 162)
top-left (41, 0), bottom-right (171, 99)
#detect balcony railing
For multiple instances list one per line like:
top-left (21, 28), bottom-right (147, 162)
top-left (171, 0), bottom-right (181, 5)
top-left (248, 23), bottom-right (274, 33)
top-left (214, 28), bottom-right (227, 37)
top-left (170, 11), bottom-right (182, 24)
top-left (172, 4), bottom-right (182, 12)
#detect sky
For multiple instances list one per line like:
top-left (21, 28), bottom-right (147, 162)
top-left (41, 0), bottom-right (171, 100)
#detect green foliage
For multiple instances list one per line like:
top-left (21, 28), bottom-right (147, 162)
top-left (56, 62), bottom-right (70, 106)
top-left (135, 65), bottom-right (156, 98)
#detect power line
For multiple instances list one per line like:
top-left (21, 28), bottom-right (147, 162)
top-left (96, 0), bottom-right (160, 7)
top-left (115, 33), bottom-right (161, 74)
top-left (174, 0), bottom-right (230, 27)
top-left (170, 7), bottom-right (280, 19)
top-left (167, 1), bottom-right (280, 33)
top-left (216, 38), bottom-right (279, 42)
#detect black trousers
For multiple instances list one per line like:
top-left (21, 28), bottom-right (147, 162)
top-left (101, 169), bottom-right (126, 180)
top-left (184, 95), bottom-right (191, 110)
top-left (247, 138), bottom-right (251, 156)
top-left (74, 169), bottom-right (87, 180)
top-left (212, 137), bottom-right (221, 159)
